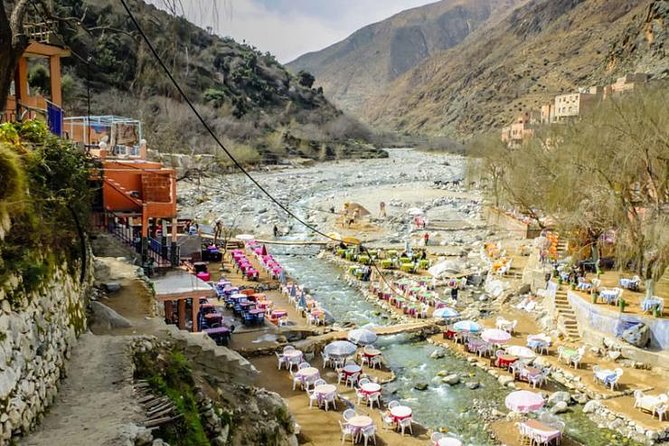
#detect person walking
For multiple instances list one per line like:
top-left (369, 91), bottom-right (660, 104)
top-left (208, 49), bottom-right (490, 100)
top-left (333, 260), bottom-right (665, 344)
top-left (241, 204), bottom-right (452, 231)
top-left (273, 225), bottom-right (279, 238)
top-left (423, 232), bottom-right (430, 246)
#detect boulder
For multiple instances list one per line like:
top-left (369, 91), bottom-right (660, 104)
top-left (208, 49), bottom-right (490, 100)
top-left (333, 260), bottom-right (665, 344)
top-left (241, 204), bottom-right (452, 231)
top-left (430, 348), bottom-right (446, 359)
top-left (103, 282), bottom-right (122, 293)
top-left (498, 376), bottom-right (514, 387)
top-left (548, 391), bottom-right (572, 406)
top-left (90, 301), bottom-right (133, 329)
top-left (414, 383), bottom-right (429, 391)
top-left (442, 374), bottom-right (460, 385)
top-left (465, 381), bottom-right (480, 390)
top-left (621, 324), bottom-right (651, 348)
top-left (550, 401), bottom-right (569, 414)
top-left (583, 400), bottom-right (601, 414)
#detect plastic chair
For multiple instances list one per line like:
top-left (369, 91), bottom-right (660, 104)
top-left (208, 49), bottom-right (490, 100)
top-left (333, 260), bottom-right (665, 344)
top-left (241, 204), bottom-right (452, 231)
top-left (283, 345), bottom-right (296, 353)
top-left (343, 408), bottom-right (356, 421)
top-left (388, 400), bottom-right (400, 409)
top-left (323, 392), bottom-right (337, 411)
top-left (307, 389), bottom-right (319, 409)
top-left (361, 425), bottom-right (377, 446)
top-left (346, 372), bottom-right (360, 388)
top-left (370, 356), bottom-right (383, 370)
top-left (367, 392), bottom-right (381, 409)
top-left (338, 420), bottom-right (354, 444)
top-left (358, 377), bottom-right (371, 387)
top-left (292, 374), bottom-right (303, 391)
top-left (314, 378), bottom-right (326, 387)
top-left (431, 432), bottom-right (443, 444)
top-left (298, 362), bottom-right (310, 370)
top-left (321, 351), bottom-right (332, 368)
top-left (381, 412), bottom-right (395, 430)
top-left (275, 351), bottom-right (287, 370)
top-left (356, 388), bottom-right (367, 405)
top-left (398, 417), bottom-right (413, 436)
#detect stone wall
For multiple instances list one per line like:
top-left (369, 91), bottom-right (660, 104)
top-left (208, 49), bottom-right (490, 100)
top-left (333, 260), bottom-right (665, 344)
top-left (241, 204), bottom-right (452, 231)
top-left (0, 263), bottom-right (91, 443)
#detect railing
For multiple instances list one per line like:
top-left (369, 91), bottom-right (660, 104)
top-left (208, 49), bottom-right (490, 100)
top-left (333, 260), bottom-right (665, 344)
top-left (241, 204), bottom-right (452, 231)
top-left (91, 211), bottom-right (179, 267)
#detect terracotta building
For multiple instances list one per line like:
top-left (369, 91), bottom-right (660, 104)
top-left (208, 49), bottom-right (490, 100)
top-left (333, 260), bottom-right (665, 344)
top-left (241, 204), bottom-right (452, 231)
top-left (501, 113), bottom-right (535, 146)
top-left (553, 87), bottom-right (603, 121)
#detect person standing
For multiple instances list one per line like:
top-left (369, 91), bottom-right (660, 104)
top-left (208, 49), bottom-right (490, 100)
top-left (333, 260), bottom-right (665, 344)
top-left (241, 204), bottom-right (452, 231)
top-left (379, 201), bottom-right (386, 218)
top-left (423, 232), bottom-right (430, 246)
top-left (273, 225), bottom-right (279, 238)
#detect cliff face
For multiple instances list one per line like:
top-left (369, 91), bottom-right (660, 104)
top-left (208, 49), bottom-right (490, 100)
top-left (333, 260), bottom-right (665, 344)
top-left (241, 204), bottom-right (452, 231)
top-left (362, 0), bottom-right (668, 137)
top-left (287, 0), bottom-right (526, 112)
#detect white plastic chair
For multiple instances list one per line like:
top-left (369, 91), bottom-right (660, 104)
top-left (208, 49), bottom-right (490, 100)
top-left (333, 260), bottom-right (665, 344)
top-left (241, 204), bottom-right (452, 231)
top-left (323, 392), bottom-right (337, 411)
top-left (292, 373), bottom-right (303, 390)
top-left (381, 412), bottom-right (395, 430)
top-left (369, 356), bottom-right (383, 370)
top-left (569, 353), bottom-right (583, 369)
top-left (656, 395), bottom-right (667, 421)
top-left (367, 392), bottom-right (381, 409)
top-left (314, 378), bottom-right (326, 387)
top-left (275, 351), bottom-right (287, 370)
top-left (298, 362), bottom-right (310, 370)
top-left (283, 345), bottom-right (295, 353)
top-left (398, 417), bottom-right (413, 436)
top-left (358, 378), bottom-right (370, 387)
top-left (346, 372), bottom-right (360, 388)
top-left (307, 389), bottom-right (319, 409)
top-left (338, 420), bottom-right (354, 444)
top-left (361, 425), bottom-right (377, 446)
top-left (343, 408), bottom-right (356, 421)
top-left (356, 388), bottom-right (367, 405)
top-left (388, 400), bottom-right (400, 409)
top-left (288, 355), bottom-right (302, 372)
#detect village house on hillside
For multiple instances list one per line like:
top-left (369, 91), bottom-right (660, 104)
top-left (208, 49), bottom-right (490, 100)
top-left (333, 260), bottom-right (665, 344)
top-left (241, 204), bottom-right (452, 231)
top-left (503, 73), bottom-right (651, 144)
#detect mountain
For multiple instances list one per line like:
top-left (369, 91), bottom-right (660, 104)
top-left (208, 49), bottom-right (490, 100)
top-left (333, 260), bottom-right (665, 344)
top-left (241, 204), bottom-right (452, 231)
top-left (363, 0), bottom-right (669, 137)
top-left (49, 0), bottom-right (382, 164)
top-left (287, 0), bottom-right (526, 113)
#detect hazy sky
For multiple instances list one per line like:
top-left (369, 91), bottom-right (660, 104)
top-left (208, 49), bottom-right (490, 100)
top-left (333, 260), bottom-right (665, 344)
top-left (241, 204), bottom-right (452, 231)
top-left (148, 0), bottom-right (438, 62)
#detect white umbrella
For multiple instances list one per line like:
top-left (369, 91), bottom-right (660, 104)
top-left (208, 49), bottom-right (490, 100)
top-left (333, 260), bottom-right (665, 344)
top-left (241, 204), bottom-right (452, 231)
top-left (453, 320), bottom-right (481, 332)
top-left (235, 234), bottom-right (255, 241)
top-left (347, 328), bottom-right (378, 346)
top-left (433, 307), bottom-right (459, 319)
top-left (407, 207), bottom-right (424, 216)
top-left (481, 328), bottom-right (512, 344)
top-left (506, 345), bottom-right (537, 360)
top-left (324, 340), bottom-right (357, 358)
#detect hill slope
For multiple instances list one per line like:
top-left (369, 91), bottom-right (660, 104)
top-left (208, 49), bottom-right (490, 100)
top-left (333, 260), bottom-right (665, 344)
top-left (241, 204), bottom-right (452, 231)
top-left (363, 0), bottom-right (669, 137)
top-left (287, 0), bottom-right (526, 112)
top-left (50, 0), bottom-right (381, 163)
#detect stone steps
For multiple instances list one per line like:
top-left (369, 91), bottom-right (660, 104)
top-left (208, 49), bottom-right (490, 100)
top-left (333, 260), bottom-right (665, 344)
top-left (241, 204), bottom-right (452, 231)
top-left (553, 284), bottom-right (581, 341)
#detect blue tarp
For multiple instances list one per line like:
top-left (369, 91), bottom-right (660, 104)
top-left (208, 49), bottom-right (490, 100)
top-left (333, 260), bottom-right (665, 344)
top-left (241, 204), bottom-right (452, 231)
top-left (47, 103), bottom-right (62, 136)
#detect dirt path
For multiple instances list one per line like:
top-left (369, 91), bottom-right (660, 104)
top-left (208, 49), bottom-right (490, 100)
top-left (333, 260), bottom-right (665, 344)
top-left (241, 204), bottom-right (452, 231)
top-left (20, 333), bottom-right (140, 446)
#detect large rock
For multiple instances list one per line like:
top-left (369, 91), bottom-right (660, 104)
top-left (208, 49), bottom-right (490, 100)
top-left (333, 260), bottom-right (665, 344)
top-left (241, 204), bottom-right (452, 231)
top-left (583, 400), bottom-right (601, 414)
top-left (621, 324), bottom-right (651, 348)
top-left (90, 301), bottom-right (133, 329)
top-left (550, 401), bottom-right (569, 414)
top-left (430, 348), bottom-right (446, 359)
top-left (442, 374), bottom-right (460, 385)
top-left (414, 382), bottom-right (429, 391)
top-left (548, 391), bottom-right (572, 406)
top-left (498, 376), bottom-right (514, 387)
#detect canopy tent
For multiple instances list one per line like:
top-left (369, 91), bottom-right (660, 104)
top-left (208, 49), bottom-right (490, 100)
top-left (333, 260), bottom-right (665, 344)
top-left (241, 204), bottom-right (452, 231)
top-left (428, 260), bottom-right (463, 278)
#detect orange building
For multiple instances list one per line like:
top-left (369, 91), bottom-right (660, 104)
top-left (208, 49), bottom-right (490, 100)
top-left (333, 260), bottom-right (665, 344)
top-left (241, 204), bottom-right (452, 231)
top-left (2, 31), bottom-right (179, 267)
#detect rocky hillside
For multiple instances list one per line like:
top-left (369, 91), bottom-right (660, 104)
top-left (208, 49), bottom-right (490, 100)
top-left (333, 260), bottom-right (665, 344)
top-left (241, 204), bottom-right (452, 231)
top-left (363, 0), bottom-right (669, 137)
top-left (50, 0), bottom-right (381, 163)
top-left (287, 0), bottom-right (526, 112)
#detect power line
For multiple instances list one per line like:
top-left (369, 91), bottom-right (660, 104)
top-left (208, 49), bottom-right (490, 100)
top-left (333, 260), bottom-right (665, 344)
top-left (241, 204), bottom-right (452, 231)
top-left (117, 0), bottom-right (433, 303)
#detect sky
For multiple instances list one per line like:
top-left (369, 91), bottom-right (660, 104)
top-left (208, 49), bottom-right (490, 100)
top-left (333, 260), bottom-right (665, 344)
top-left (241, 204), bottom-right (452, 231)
top-left (148, 0), bottom-right (438, 62)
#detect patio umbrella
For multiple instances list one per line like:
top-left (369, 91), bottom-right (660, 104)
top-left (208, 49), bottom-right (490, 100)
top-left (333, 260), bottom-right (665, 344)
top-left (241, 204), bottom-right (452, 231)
top-left (297, 293), bottom-right (307, 309)
top-left (235, 234), bottom-right (255, 241)
top-left (481, 328), bottom-right (512, 344)
top-left (453, 320), bottom-right (481, 333)
top-left (261, 244), bottom-right (268, 256)
top-left (347, 328), bottom-right (378, 346)
top-left (506, 345), bottom-right (537, 360)
top-left (505, 390), bottom-right (545, 413)
top-left (324, 340), bottom-right (357, 358)
top-left (407, 208), bottom-right (424, 216)
top-left (289, 283), bottom-right (297, 297)
top-left (433, 307), bottom-right (460, 319)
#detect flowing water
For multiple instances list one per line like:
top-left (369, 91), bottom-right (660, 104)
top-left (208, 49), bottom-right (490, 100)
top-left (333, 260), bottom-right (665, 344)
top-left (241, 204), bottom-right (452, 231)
top-left (275, 253), bottom-right (638, 446)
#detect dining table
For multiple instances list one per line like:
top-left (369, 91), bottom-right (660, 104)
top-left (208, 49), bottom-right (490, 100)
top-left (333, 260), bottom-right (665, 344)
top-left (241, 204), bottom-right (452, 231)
top-left (342, 364), bottom-right (362, 378)
top-left (296, 367), bottom-right (320, 380)
top-left (389, 405), bottom-right (412, 423)
top-left (522, 419), bottom-right (561, 444)
top-left (497, 355), bottom-right (518, 368)
top-left (359, 382), bottom-right (381, 396)
top-left (313, 384), bottom-right (336, 400)
top-left (283, 350), bottom-right (303, 361)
